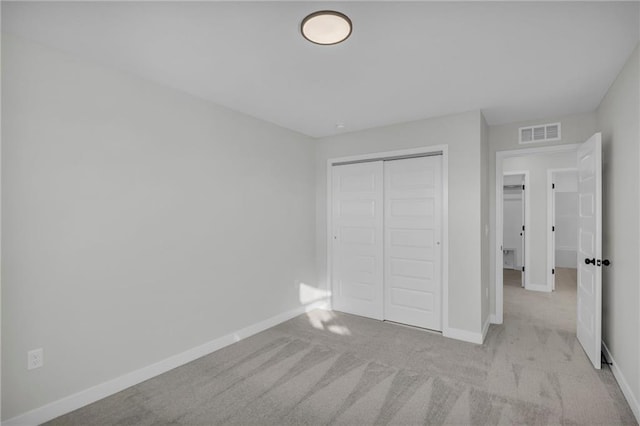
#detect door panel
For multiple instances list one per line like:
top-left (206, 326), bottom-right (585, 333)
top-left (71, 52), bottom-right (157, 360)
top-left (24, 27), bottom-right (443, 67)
top-left (384, 156), bottom-right (442, 330)
top-left (521, 182), bottom-right (526, 288)
top-left (331, 162), bottom-right (384, 319)
top-left (576, 133), bottom-right (602, 369)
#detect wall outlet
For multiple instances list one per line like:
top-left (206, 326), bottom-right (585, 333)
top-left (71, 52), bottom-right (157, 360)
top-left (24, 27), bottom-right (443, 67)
top-left (27, 348), bottom-right (43, 370)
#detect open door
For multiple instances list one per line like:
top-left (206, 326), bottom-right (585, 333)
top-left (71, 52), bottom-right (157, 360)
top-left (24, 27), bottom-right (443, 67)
top-left (551, 179), bottom-right (556, 292)
top-left (521, 183), bottom-right (526, 288)
top-left (576, 133), bottom-right (602, 369)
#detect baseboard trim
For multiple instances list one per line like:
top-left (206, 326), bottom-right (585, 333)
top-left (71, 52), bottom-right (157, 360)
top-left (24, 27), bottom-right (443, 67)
top-left (443, 326), bottom-right (483, 344)
top-left (3, 300), bottom-right (330, 426)
top-left (481, 316), bottom-right (491, 342)
top-left (602, 341), bottom-right (640, 424)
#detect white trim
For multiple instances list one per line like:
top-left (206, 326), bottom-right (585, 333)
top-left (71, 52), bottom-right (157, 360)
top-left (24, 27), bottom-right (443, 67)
top-left (326, 146), bottom-right (445, 166)
top-left (490, 314), bottom-right (499, 324)
top-left (494, 143), bottom-right (580, 324)
top-left (326, 145), bottom-right (451, 337)
top-left (547, 169), bottom-right (555, 292)
top-left (602, 342), bottom-right (640, 424)
top-left (441, 146), bottom-right (450, 335)
top-left (443, 326), bottom-right (483, 345)
top-left (3, 301), bottom-right (330, 426)
top-left (481, 316), bottom-right (491, 341)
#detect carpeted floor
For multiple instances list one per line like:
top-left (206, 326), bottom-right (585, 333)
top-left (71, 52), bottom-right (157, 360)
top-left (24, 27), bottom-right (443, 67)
top-left (47, 268), bottom-right (636, 425)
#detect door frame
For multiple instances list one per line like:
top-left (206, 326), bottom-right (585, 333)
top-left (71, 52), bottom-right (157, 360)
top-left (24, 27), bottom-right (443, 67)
top-left (494, 143), bottom-right (579, 324)
top-left (502, 170), bottom-right (529, 289)
top-left (546, 167), bottom-right (578, 292)
top-left (327, 145), bottom-right (449, 332)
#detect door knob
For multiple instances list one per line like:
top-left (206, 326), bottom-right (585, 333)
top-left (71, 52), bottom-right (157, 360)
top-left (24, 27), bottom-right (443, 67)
top-left (602, 259), bottom-right (611, 266)
top-left (585, 258), bottom-right (596, 265)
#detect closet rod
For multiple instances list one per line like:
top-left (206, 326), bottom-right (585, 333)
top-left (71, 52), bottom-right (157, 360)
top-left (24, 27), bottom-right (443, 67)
top-left (332, 151), bottom-right (442, 167)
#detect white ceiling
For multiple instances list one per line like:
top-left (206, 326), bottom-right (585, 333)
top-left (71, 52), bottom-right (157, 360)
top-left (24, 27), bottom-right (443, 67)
top-left (3, 1), bottom-right (639, 137)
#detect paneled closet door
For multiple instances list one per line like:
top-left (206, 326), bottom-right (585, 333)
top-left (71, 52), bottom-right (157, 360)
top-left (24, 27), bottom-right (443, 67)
top-left (384, 156), bottom-right (442, 331)
top-left (331, 161), bottom-right (384, 320)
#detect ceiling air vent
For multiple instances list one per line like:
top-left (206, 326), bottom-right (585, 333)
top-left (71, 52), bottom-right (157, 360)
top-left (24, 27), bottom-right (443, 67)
top-left (519, 122), bottom-right (561, 144)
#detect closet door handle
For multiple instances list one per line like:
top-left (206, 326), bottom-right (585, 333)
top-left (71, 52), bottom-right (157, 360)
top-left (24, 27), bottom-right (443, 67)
top-left (585, 258), bottom-right (596, 265)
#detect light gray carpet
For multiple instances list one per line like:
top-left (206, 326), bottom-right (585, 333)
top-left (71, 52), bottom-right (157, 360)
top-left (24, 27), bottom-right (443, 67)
top-left (46, 268), bottom-right (636, 425)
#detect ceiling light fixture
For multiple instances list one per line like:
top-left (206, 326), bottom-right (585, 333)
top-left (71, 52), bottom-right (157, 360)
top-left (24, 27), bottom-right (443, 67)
top-left (301, 11), bottom-right (352, 45)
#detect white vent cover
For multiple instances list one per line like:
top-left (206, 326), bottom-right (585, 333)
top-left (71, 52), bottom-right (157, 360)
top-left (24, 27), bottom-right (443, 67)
top-left (519, 122), bottom-right (561, 144)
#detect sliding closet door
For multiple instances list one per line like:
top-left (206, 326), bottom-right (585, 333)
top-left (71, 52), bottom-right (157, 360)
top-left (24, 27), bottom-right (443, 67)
top-left (384, 156), bottom-right (442, 331)
top-left (331, 161), bottom-right (384, 320)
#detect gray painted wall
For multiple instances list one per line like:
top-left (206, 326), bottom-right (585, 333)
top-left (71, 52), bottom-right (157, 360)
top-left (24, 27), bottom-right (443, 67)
top-left (1, 35), bottom-right (317, 420)
top-left (315, 111), bottom-right (486, 335)
top-left (597, 43), bottom-right (640, 405)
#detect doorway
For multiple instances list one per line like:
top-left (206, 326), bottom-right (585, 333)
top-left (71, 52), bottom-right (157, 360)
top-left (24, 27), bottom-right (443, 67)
top-left (495, 144), bottom-right (579, 324)
top-left (548, 169), bottom-right (579, 292)
top-left (502, 172), bottom-right (527, 290)
top-left (495, 133), bottom-right (603, 369)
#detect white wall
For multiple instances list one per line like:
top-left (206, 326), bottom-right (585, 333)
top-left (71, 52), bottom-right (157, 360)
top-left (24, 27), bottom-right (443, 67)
top-left (1, 34), bottom-right (317, 420)
top-left (554, 171), bottom-right (578, 268)
top-left (554, 170), bottom-right (578, 192)
top-left (489, 112), bottom-right (598, 314)
top-left (315, 110), bottom-right (486, 337)
top-left (503, 151), bottom-right (577, 290)
top-left (502, 174), bottom-right (524, 268)
top-left (503, 190), bottom-right (523, 268)
top-left (597, 43), bottom-right (640, 413)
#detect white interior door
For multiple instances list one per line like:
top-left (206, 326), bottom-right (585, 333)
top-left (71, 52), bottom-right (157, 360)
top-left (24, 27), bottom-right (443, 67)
top-left (331, 161), bottom-right (384, 320)
top-left (521, 184), bottom-right (526, 288)
top-left (577, 133), bottom-right (602, 369)
top-left (551, 181), bottom-right (556, 291)
top-left (383, 156), bottom-right (442, 330)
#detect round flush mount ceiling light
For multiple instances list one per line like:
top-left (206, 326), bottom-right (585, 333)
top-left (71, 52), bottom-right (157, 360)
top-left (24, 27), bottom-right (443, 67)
top-left (301, 11), bottom-right (352, 45)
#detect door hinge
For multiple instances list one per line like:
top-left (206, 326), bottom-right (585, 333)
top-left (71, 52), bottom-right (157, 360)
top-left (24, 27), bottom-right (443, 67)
top-left (522, 266), bottom-right (525, 272)
top-left (552, 268), bottom-right (555, 275)
top-left (552, 183), bottom-right (555, 189)
top-left (552, 226), bottom-right (555, 232)
top-left (522, 184), bottom-right (525, 190)
top-left (522, 225), bottom-right (525, 231)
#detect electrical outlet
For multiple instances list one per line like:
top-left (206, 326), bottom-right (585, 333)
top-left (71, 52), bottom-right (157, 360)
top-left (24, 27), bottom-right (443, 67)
top-left (27, 348), bottom-right (43, 370)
